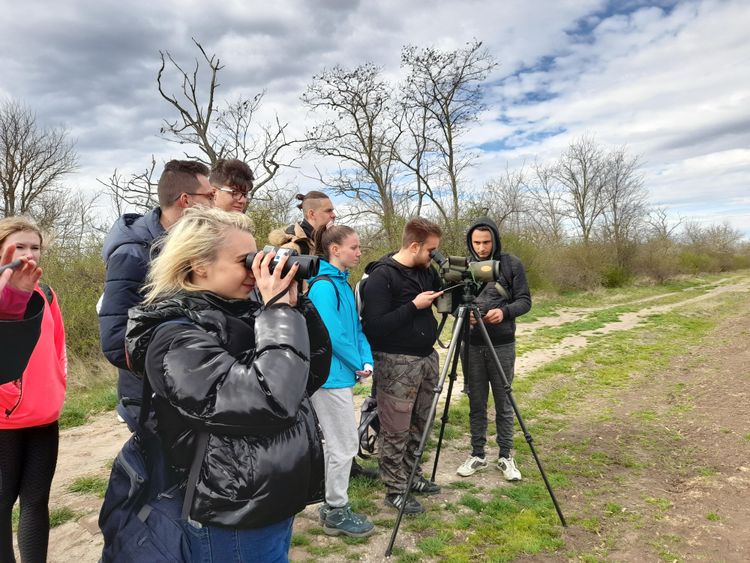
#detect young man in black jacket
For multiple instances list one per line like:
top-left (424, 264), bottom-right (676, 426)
top-left (361, 218), bottom-right (444, 514)
top-left (456, 217), bottom-right (531, 481)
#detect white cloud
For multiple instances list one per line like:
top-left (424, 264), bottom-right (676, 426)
top-left (0, 0), bottom-right (747, 236)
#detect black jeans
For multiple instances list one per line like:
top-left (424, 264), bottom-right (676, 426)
top-left (466, 342), bottom-right (515, 458)
top-left (0, 421), bottom-right (59, 563)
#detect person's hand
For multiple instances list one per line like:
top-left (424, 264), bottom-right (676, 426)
top-left (251, 251), bottom-right (299, 306)
top-left (483, 308), bottom-right (504, 325)
top-left (355, 368), bottom-right (373, 380)
top-left (0, 246), bottom-right (42, 293)
top-left (412, 290), bottom-right (443, 310)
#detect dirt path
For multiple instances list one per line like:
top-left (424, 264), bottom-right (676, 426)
top-left (35, 276), bottom-right (749, 561)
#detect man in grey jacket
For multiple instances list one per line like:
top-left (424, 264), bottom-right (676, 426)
top-left (456, 217), bottom-right (531, 481)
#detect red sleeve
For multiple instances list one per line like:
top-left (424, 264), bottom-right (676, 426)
top-left (0, 285), bottom-right (33, 320)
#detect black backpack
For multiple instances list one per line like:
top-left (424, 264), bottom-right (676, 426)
top-left (357, 396), bottom-right (380, 459)
top-left (99, 321), bottom-right (208, 562)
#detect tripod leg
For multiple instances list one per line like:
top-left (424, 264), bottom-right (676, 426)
top-left (385, 306), bottom-right (468, 557)
top-left (430, 333), bottom-right (463, 481)
top-left (470, 305), bottom-right (567, 528)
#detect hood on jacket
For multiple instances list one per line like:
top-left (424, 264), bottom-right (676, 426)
top-left (102, 208), bottom-right (166, 262)
top-left (466, 217), bottom-right (502, 261)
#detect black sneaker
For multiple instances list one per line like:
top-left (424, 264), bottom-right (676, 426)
top-left (410, 476), bottom-right (441, 495)
top-left (350, 459), bottom-right (379, 480)
top-left (384, 493), bottom-right (425, 515)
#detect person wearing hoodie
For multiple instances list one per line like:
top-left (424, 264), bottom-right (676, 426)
top-left (0, 217), bottom-right (66, 563)
top-left (456, 218), bottom-right (532, 481)
top-left (361, 218), bottom-right (444, 515)
top-left (98, 160), bottom-right (212, 404)
top-left (124, 208), bottom-right (331, 562)
top-left (306, 225), bottom-right (375, 538)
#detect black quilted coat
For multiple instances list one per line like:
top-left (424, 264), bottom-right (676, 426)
top-left (125, 291), bottom-right (331, 528)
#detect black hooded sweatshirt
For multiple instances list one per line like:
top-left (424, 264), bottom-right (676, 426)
top-left (361, 253), bottom-right (441, 357)
top-left (467, 217), bottom-right (532, 345)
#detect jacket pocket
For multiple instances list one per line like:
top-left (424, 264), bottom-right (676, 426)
top-left (378, 390), bottom-right (414, 433)
top-left (0, 380), bottom-right (22, 417)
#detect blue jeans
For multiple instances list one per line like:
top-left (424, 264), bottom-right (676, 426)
top-left (187, 517), bottom-right (294, 563)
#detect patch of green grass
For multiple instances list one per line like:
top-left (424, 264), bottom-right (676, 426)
top-left (291, 533), bottom-right (310, 546)
top-left (631, 409), bottom-right (658, 421)
top-left (352, 383), bottom-right (372, 396)
top-left (445, 480), bottom-right (481, 492)
top-left (12, 506), bottom-right (19, 531)
top-left (417, 530), bottom-right (454, 556)
top-left (306, 543), bottom-right (347, 557)
top-left (68, 475), bottom-right (109, 498)
top-left (657, 547), bottom-right (684, 562)
top-left (342, 536), bottom-right (371, 545)
top-left (578, 517), bottom-right (601, 532)
top-left (59, 383), bottom-right (118, 429)
top-left (697, 467), bottom-right (717, 478)
top-left (604, 502), bottom-right (623, 516)
top-left (645, 497), bottom-right (672, 511)
top-left (743, 433), bottom-right (750, 441)
top-left (49, 506), bottom-right (78, 528)
top-left (395, 551), bottom-right (421, 563)
top-left (705, 512), bottom-right (720, 521)
top-left (458, 493), bottom-right (485, 513)
top-left (404, 513), bottom-right (440, 532)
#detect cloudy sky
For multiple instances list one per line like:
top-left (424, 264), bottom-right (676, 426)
top-left (1, 0), bottom-right (748, 236)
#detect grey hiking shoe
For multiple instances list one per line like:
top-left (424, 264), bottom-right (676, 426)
top-left (410, 475), bottom-right (441, 495)
top-left (318, 503), bottom-right (332, 525)
top-left (384, 493), bottom-right (425, 515)
top-left (323, 504), bottom-right (375, 537)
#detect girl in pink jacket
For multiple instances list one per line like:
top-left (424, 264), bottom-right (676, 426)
top-left (0, 217), bottom-right (67, 563)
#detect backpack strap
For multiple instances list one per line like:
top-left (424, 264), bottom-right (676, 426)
top-left (307, 275), bottom-right (341, 311)
top-left (182, 432), bottom-right (209, 520)
top-left (38, 282), bottom-right (54, 305)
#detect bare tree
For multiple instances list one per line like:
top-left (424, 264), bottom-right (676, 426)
top-left (0, 99), bottom-right (78, 218)
top-left (156, 39), bottom-right (298, 196)
top-left (554, 135), bottom-right (610, 243)
top-left (646, 207), bottom-right (682, 241)
top-left (471, 165), bottom-right (527, 233)
top-left (302, 64), bottom-right (404, 245)
top-left (600, 147), bottom-right (647, 266)
top-left (525, 160), bottom-right (566, 243)
top-left (400, 40), bottom-right (497, 227)
top-left (98, 156), bottom-right (159, 215)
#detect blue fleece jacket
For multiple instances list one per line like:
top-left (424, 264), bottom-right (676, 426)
top-left (307, 260), bottom-right (373, 389)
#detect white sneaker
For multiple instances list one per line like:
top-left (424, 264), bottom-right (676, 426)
top-left (456, 455), bottom-right (489, 477)
top-left (498, 456), bottom-right (522, 481)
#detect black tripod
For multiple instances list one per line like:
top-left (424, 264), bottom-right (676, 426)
top-left (385, 294), bottom-right (567, 557)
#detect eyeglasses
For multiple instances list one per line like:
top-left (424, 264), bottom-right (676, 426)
top-left (215, 186), bottom-right (248, 201)
top-left (180, 191), bottom-right (216, 202)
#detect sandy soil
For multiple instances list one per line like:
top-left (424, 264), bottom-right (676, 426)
top-left (27, 276), bottom-right (750, 562)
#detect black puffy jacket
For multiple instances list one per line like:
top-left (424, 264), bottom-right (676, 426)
top-left (125, 291), bottom-right (332, 528)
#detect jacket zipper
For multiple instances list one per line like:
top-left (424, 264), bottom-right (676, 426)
top-left (4, 379), bottom-right (23, 418)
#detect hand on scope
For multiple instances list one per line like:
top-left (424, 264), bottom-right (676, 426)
top-left (412, 290), bottom-right (443, 310)
top-left (251, 250), bottom-right (299, 307)
top-left (483, 308), bottom-right (504, 325)
top-left (0, 245), bottom-right (42, 294)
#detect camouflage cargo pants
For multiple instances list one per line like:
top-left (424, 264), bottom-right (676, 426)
top-left (373, 351), bottom-right (439, 495)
